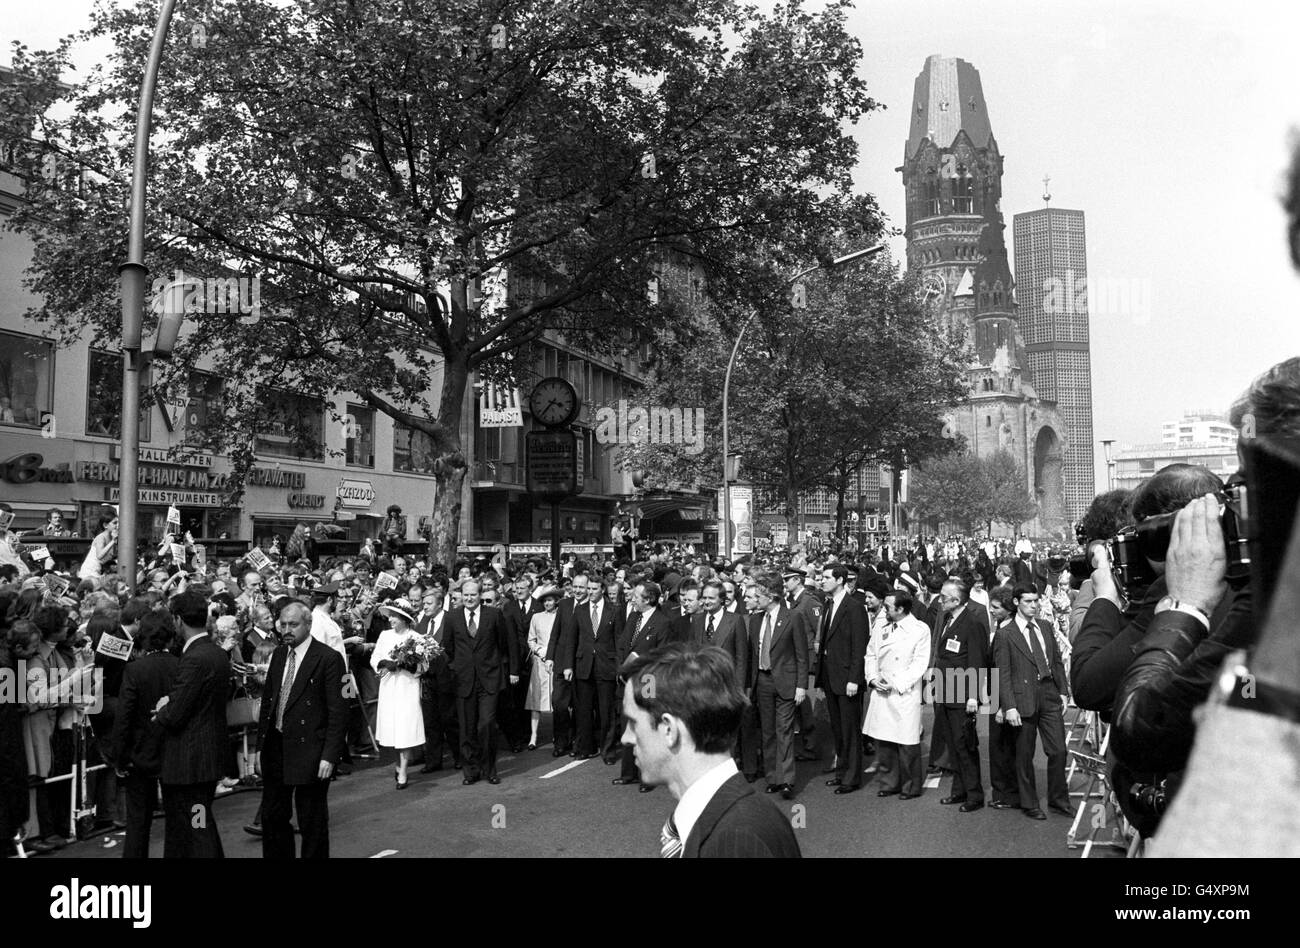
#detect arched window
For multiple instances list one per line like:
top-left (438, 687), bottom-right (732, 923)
top-left (925, 176), bottom-right (940, 217)
top-left (953, 165), bottom-right (973, 213)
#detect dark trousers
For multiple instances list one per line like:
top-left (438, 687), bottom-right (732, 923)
top-left (1015, 683), bottom-right (1070, 811)
top-left (934, 706), bottom-right (982, 803)
top-left (737, 701), bottom-right (762, 777)
top-left (875, 741), bottom-right (922, 795)
top-left (421, 677), bottom-right (460, 767)
top-left (459, 683), bottom-right (502, 780)
top-left (261, 781), bottom-right (330, 859)
top-left (601, 681), bottom-right (625, 762)
top-left (926, 679), bottom-right (950, 770)
top-left (496, 659), bottom-right (529, 748)
top-left (121, 772), bottom-right (159, 859)
top-left (797, 690), bottom-right (817, 753)
top-left (36, 728), bottom-right (75, 840)
top-left (988, 716), bottom-right (1021, 806)
top-left (827, 691), bottom-right (864, 786)
top-left (574, 675), bottom-right (615, 757)
top-left (160, 781), bottom-right (223, 858)
top-left (551, 674), bottom-right (574, 753)
top-left (755, 672), bottom-right (796, 787)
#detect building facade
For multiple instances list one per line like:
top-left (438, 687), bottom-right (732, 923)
top-left (1161, 410), bottom-right (1237, 447)
top-left (1012, 206), bottom-right (1095, 524)
top-left (1112, 441), bottom-right (1238, 493)
top-left (899, 54), bottom-right (1070, 537)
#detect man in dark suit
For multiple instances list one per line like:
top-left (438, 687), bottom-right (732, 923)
top-left (668, 579), bottom-right (702, 644)
top-left (153, 591), bottom-right (229, 858)
top-left (622, 643), bottom-right (800, 858)
top-left (783, 568), bottom-right (821, 760)
top-left (612, 581), bottom-right (672, 790)
top-left (691, 580), bottom-right (751, 774)
top-left (443, 579), bottom-right (520, 785)
top-left (931, 579), bottom-right (990, 812)
top-left (994, 585), bottom-right (1071, 820)
top-left (558, 577), bottom-right (619, 759)
top-left (498, 574), bottom-right (536, 753)
top-left (545, 573), bottom-right (589, 756)
top-left (598, 577), bottom-right (631, 763)
top-left (417, 588), bottom-right (460, 771)
top-left (815, 565), bottom-right (869, 793)
top-left (257, 601), bottom-right (348, 858)
top-left (111, 611), bottom-right (180, 859)
top-left (744, 570), bottom-right (809, 800)
top-left (985, 587), bottom-right (1021, 811)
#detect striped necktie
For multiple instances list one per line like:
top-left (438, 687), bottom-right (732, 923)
top-left (276, 647), bottom-right (297, 731)
top-left (660, 815), bottom-right (683, 858)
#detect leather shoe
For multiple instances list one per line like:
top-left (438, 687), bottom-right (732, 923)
top-left (939, 795), bottom-right (967, 805)
top-left (552, 748), bottom-right (566, 757)
top-left (1023, 808), bottom-right (1047, 820)
top-left (462, 775), bottom-right (481, 786)
top-left (899, 792), bottom-right (920, 800)
top-left (576, 752), bottom-right (599, 760)
top-left (781, 784), bottom-right (794, 800)
top-left (1049, 804), bottom-right (1074, 817)
top-left (877, 788), bottom-right (900, 797)
top-left (611, 777), bottom-right (637, 786)
top-left (795, 752), bottom-right (817, 762)
top-left (639, 784), bottom-right (654, 793)
top-left (487, 776), bottom-right (501, 785)
top-left (989, 800), bottom-right (1016, 809)
top-left (243, 823), bottom-right (263, 837)
top-left (926, 765), bottom-right (943, 775)
top-left (959, 801), bottom-right (984, 813)
top-left (833, 785), bottom-right (858, 795)
top-left (825, 778), bottom-right (842, 787)
top-left (421, 765), bottom-right (443, 774)
top-left (821, 764), bottom-right (838, 774)
top-left (765, 784), bottom-right (783, 794)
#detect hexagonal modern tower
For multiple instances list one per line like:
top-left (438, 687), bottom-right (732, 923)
top-left (898, 54), bottom-right (1069, 538)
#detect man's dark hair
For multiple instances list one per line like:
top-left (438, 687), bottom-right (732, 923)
top-left (1012, 584), bottom-right (1039, 603)
top-left (627, 644), bottom-right (748, 754)
top-left (989, 586), bottom-right (1015, 613)
top-left (169, 590), bottom-right (210, 629)
top-left (1079, 489), bottom-right (1135, 543)
top-left (121, 597), bottom-right (154, 627)
top-left (136, 610), bottom-right (177, 653)
top-left (824, 564), bottom-right (849, 584)
top-left (925, 570), bottom-right (947, 593)
top-left (636, 581), bottom-right (662, 607)
top-left (1130, 464), bottom-right (1223, 522)
top-left (32, 605), bottom-right (69, 641)
top-left (1229, 356), bottom-right (1300, 445)
top-left (884, 590), bottom-right (914, 614)
top-left (0, 564), bottom-right (18, 583)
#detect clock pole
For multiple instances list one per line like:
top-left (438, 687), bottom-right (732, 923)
top-left (551, 501), bottom-right (561, 571)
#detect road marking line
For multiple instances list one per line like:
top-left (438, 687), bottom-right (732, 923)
top-left (371, 849), bottom-right (398, 858)
top-left (540, 759), bottom-right (588, 779)
top-left (924, 776), bottom-right (941, 789)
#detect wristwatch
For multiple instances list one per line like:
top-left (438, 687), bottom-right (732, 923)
top-left (1154, 595), bottom-right (1211, 629)
top-left (1213, 650), bottom-right (1300, 725)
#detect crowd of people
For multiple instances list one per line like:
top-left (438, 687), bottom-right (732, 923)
top-left (2, 352), bottom-right (1298, 857)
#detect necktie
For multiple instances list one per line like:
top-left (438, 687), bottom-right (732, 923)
top-left (760, 612), bottom-right (773, 670)
top-left (468, 610), bottom-right (477, 639)
top-left (276, 646), bottom-right (297, 731)
top-left (660, 815), bottom-right (683, 858)
top-left (631, 611), bottom-right (643, 640)
top-left (1027, 622), bottom-right (1050, 679)
top-left (705, 612), bottom-right (715, 643)
top-left (591, 602), bottom-right (600, 634)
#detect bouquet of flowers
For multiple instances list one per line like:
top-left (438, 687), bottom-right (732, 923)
top-left (387, 633), bottom-right (444, 674)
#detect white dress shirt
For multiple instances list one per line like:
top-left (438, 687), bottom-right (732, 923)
top-left (673, 758), bottom-right (739, 849)
top-left (281, 634), bottom-right (312, 695)
top-left (311, 606), bottom-right (347, 661)
top-left (1015, 614), bottom-right (1049, 674)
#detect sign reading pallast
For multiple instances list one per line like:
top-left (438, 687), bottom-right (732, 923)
top-left (478, 382), bottom-right (524, 428)
top-left (336, 478), bottom-right (376, 509)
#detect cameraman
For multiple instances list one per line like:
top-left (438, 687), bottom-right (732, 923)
top-left (1110, 357), bottom-right (1299, 780)
top-left (1067, 489), bottom-right (1134, 642)
top-left (1070, 465), bottom-right (1223, 717)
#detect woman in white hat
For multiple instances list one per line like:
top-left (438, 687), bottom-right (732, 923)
top-left (371, 598), bottom-right (426, 789)
top-left (524, 586), bottom-right (562, 749)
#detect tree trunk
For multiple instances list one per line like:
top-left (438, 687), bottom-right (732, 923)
top-left (426, 339), bottom-right (471, 568)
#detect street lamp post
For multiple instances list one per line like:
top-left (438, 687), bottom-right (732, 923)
top-left (117, 0), bottom-right (179, 592)
top-left (720, 244), bottom-right (886, 558)
top-left (1101, 439), bottom-right (1116, 492)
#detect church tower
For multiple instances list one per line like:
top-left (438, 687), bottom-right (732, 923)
top-left (899, 54), bottom-right (1069, 537)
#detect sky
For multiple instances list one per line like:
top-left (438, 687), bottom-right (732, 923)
top-left (6, 0), bottom-right (1300, 493)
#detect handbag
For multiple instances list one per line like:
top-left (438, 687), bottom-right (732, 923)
top-left (226, 683), bottom-right (261, 728)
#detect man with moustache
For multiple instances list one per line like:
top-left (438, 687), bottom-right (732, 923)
top-left (257, 601), bottom-right (348, 858)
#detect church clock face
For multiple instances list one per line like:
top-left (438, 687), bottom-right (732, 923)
top-left (921, 273), bottom-right (947, 306)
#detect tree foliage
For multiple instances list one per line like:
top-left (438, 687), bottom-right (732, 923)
top-left (0, 0), bottom-right (876, 562)
top-left (907, 447), bottom-right (1038, 534)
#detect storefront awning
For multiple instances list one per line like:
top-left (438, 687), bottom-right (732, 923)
top-left (636, 496), bottom-right (708, 521)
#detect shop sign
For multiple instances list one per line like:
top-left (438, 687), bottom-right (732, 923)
top-left (0, 453), bottom-right (75, 484)
top-left (107, 487), bottom-right (224, 507)
top-left (336, 478), bottom-right (376, 509)
top-left (288, 493), bottom-right (326, 509)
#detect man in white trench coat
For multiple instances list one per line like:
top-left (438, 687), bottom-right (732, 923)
top-left (863, 590), bottom-right (932, 798)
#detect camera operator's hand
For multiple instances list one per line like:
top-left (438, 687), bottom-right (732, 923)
top-left (1089, 543), bottom-right (1122, 607)
top-left (1165, 493), bottom-right (1228, 616)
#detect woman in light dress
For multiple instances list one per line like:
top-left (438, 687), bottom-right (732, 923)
top-left (371, 598), bottom-right (426, 789)
top-left (78, 515), bottom-right (118, 581)
top-left (524, 587), bottom-right (562, 749)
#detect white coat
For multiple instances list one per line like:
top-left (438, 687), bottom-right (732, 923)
top-left (862, 615), bottom-right (931, 745)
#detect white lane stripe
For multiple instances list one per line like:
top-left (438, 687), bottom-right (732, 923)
top-left (540, 759), bottom-right (588, 779)
top-left (371, 849), bottom-right (398, 858)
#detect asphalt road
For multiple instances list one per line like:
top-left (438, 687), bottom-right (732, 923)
top-left (52, 705), bottom-right (1122, 859)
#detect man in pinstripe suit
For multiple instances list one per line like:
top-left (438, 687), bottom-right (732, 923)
top-left (623, 644), bottom-right (800, 858)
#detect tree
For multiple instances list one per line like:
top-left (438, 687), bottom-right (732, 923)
top-left (622, 248), bottom-right (969, 533)
top-left (0, 0), bottom-right (876, 565)
top-left (906, 447), bottom-right (1038, 535)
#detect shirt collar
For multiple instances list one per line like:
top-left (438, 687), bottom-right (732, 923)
top-left (182, 633), bottom-right (205, 653)
top-left (673, 758), bottom-right (739, 850)
top-left (290, 635), bottom-right (312, 663)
